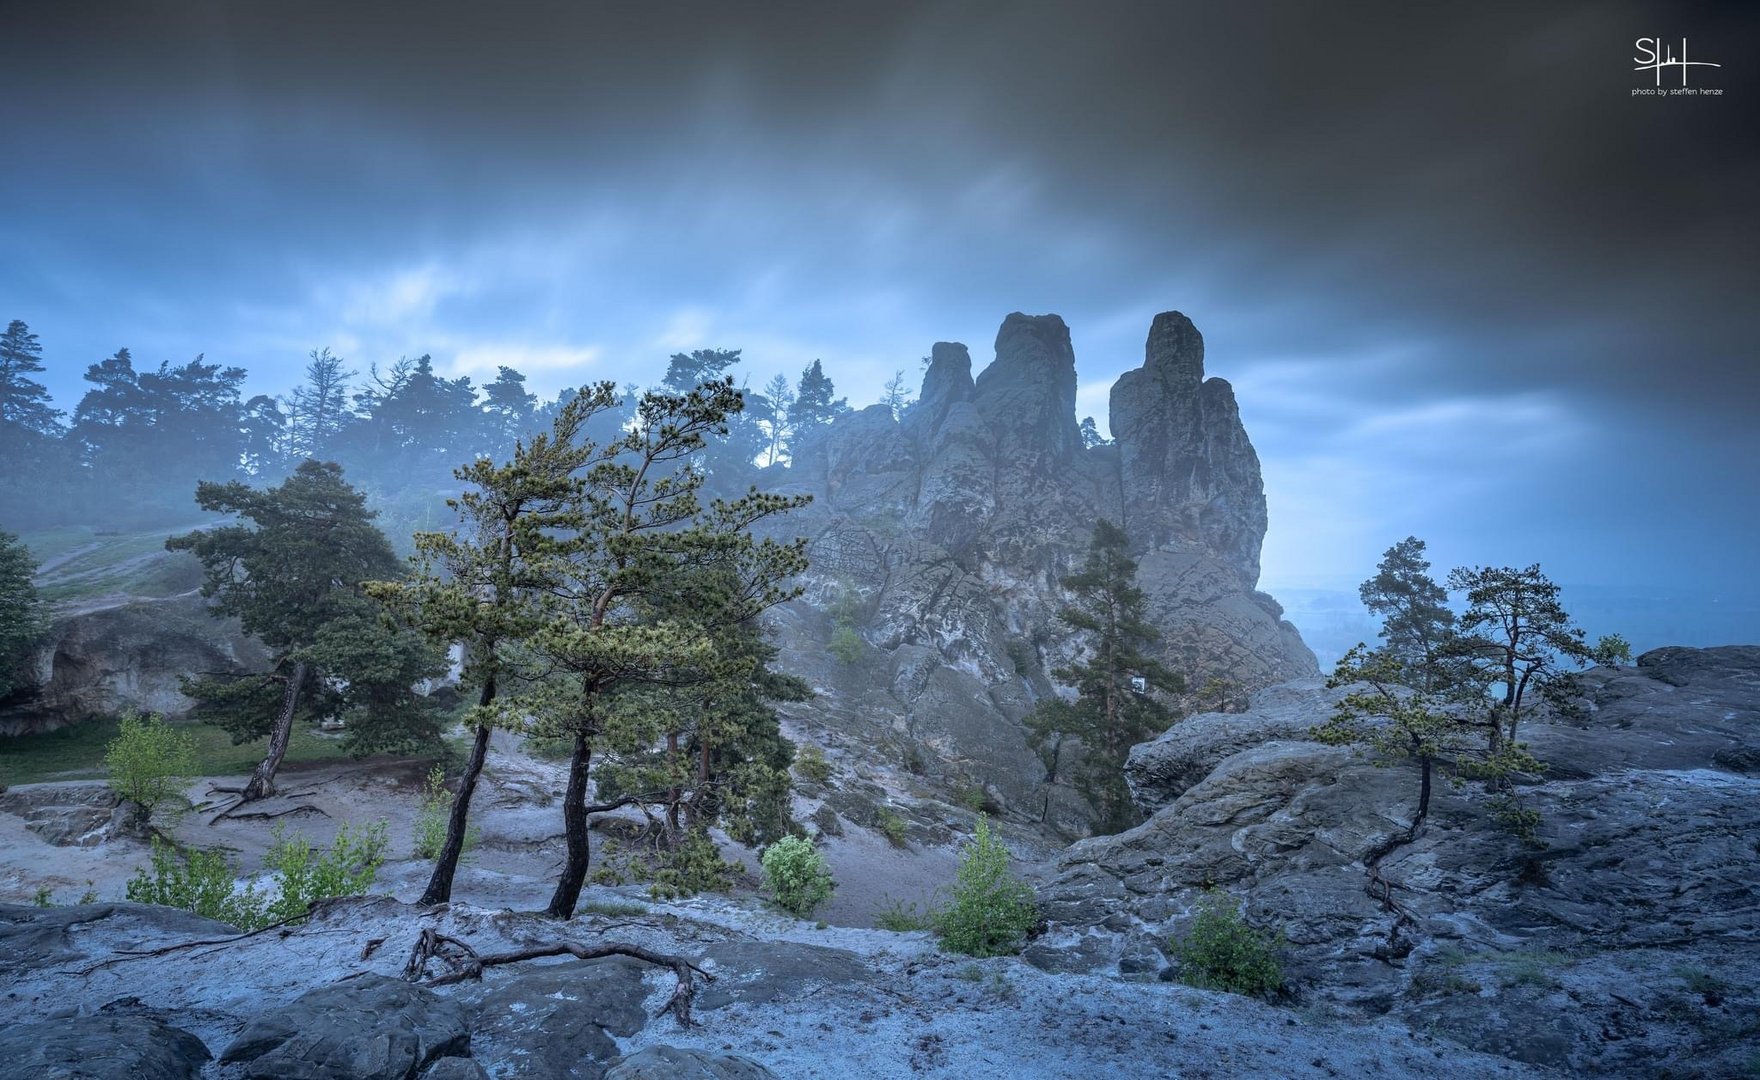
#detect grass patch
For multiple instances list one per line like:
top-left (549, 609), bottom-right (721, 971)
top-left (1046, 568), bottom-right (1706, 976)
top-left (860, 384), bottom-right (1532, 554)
top-left (0, 716), bottom-right (356, 787)
top-left (577, 899), bottom-right (650, 918)
top-left (874, 896), bottom-right (936, 932)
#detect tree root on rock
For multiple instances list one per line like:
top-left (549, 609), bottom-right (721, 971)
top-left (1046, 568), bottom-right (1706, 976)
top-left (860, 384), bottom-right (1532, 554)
top-left (400, 928), bottom-right (715, 1025)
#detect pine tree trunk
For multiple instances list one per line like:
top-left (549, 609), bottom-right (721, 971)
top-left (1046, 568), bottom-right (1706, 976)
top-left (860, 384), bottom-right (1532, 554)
top-left (419, 675), bottom-right (495, 906)
top-left (1416, 754), bottom-right (1433, 828)
top-left (545, 731), bottom-right (593, 919)
top-left (242, 660), bottom-right (306, 801)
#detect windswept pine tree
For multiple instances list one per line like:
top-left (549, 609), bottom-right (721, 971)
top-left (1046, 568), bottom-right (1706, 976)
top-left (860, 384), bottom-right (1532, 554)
top-left (522, 378), bottom-right (811, 918)
top-left (367, 385), bottom-right (613, 905)
top-left (169, 461), bottom-right (443, 803)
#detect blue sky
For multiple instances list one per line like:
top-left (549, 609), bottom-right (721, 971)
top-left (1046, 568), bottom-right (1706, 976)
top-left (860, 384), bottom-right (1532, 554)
top-left (3, 1), bottom-right (1756, 606)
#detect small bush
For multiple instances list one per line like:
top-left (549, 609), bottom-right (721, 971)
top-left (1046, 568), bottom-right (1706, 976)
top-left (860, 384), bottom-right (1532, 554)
top-left (648, 829), bottom-right (739, 900)
top-left (761, 835), bottom-right (835, 918)
top-left (829, 626), bottom-right (862, 664)
top-left (794, 745), bottom-right (834, 785)
top-left (579, 899), bottom-right (649, 918)
top-left (32, 887), bottom-right (52, 908)
top-left (936, 817), bottom-right (1037, 957)
top-left (412, 765), bottom-right (479, 860)
top-left (1169, 889), bottom-right (1284, 997)
top-left (125, 839), bottom-right (267, 928)
top-left (104, 712), bottom-right (197, 821)
top-left (876, 808), bottom-right (909, 847)
top-left (875, 896), bottom-right (936, 932)
top-left (124, 821), bottom-right (388, 931)
top-left (262, 821), bottom-right (388, 924)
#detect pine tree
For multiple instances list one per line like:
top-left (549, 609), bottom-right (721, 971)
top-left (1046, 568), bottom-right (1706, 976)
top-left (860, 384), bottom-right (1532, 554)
top-left (789, 359), bottom-right (847, 428)
top-left (168, 461), bottom-right (437, 801)
top-left (367, 384), bottom-right (613, 905)
top-left (759, 372), bottom-right (795, 466)
top-left (1024, 520), bottom-right (1182, 833)
top-left (880, 370), bottom-right (912, 419)
top-left (0, 320), bottom-right (63, 439)
top-left (524, 378), bottom-right (811, 918)
top-left (0, 531), bottom-right (46, 699)
top-left (1446, 563), bottom-right (1592, 748)
top-left (1078, 416), bottom-right (1104, 449)
top-left (1359, 537), bottom-right (1455, 691)
top-left (480, 365), bottom-right (537, 453)
top-left (286, 348), bottom-right (356, 460)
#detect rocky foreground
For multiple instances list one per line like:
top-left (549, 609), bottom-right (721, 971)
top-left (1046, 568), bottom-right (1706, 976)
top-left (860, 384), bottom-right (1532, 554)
top-left (1, 645), bottom-right (1754, 1079)
top-left (1033, 645), bottom-right (1760, 1077)
top-left (2, 894), bottom-right (1539, 1080)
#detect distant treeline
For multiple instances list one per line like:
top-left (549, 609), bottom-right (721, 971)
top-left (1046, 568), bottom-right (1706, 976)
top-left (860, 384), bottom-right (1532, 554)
top-left (0, 320), bottom-right (867, 540)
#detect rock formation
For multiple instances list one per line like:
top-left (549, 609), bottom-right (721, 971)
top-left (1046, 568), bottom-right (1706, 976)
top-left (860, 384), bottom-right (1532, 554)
top-left (1031, 646), bottom-right (1760, 1076)
top-left (763, 311), bottom-right (1315, 832)
top-left (0, 592), bottom-right (269, 736)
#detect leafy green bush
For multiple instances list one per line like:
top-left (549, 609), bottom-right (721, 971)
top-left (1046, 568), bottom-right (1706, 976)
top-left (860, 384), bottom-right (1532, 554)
top-left (874, 896), bottom-right (936, 932)
top-left (936, 817), bottom-right (1037, 957)
top-left (124, 821), bottom-right (388, 930)
top-left (648, 829), bottom-right (739, 900)
top-left (761, 835), bottom-right (834, 917)
top-left (794, 744), bottom-right (834, 785)
top-left (876, 808), bottom-right (909, 847)
top-left (1169, 889), bottom-right (1284, 997)
top-left (103, 712), bottom-right (197, 821)
top-left (829, 626), bottom-right (862, 664)
top-left (262, 821), bottom-right (387, 924)
top-left (412, 765), bottom-right (479, 860)
top-left (125, 839), bottom-right (267, 927)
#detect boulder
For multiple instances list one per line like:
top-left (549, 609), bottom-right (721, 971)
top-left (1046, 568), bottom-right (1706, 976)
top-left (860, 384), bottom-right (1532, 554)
top-left (603, 1046), bottom-right (777, 1080)
top-left (220, 975), bottom-right (470, 1079)
top-left (460, 956), bottom-right (650, 1078)
top-left (0, 1015), bottom-right (210, 1080)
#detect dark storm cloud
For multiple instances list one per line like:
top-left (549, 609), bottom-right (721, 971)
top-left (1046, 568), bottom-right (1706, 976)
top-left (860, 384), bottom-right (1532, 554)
top-left (2, 0), bottom-right (1756, 595)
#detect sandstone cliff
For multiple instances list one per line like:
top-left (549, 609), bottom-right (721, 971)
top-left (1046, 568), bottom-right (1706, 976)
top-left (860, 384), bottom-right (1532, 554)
top-left (763, 311), bottom-right (1315, 832)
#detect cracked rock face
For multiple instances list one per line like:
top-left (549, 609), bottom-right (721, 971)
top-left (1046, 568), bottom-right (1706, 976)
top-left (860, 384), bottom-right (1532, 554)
top-left (761, 311), bottom-right (1315, 832)
top-left (1031, 646), bottom-right (1760, 1077)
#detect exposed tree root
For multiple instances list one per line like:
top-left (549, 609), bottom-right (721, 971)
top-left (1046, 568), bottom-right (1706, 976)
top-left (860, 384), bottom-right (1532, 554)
top-left (400, 928), bottom-right (714, 1025)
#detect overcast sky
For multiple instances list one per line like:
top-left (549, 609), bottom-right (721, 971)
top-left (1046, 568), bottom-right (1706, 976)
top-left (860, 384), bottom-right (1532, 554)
top-left (3, 1), bottom-right (1756, 601)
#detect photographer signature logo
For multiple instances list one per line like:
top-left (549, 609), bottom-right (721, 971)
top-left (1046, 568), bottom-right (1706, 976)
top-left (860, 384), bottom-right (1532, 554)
top-left (1634, 38), bottom-right (1721, 86)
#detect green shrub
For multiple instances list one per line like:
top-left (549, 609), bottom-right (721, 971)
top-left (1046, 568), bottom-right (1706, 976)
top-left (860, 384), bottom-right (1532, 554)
top-left (829, 626), bottom-right (862, 664)
top-left (876, 808), bottom-right (909, 847)
top-left (262, 821), bottom-right (387, 924)
top-left (103, 712), bottom-right (197, 821)
top-left (874, 896), bottom-right (936, 932)
top-left (936, 817), bottom-right (1037, 957)
top-left (125, 838), bottom-right (267, 928)
top-left (124, 821), bottom-right (387, 930)
top-left (1169, 889), bottom-right (1284, 997)
top-left (648, 829), bottom-right (739, 900)
top-left (578, 899), bottom-right (649, 918)
top-left (761, 835), bottom-right (835, 918)
top-left (32, 886), bottom-right (51, 908)
top-left (794, 745), bottom-right (834, 785)
top-left (412, 765), bottom-right (479, 860)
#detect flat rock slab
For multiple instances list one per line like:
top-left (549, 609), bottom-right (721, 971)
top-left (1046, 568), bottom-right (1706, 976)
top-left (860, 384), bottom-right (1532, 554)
top-left (461, 956), bottom-right (652, 1079)
top-left (694, 940), bottom-right (872, 1011)
top-left (0, 902), bottom-right (238, 976)
top-left (0, 1015), bottom-right (210, 1080)
top-left (220, 974), bottom-right (470, 1079)
top-left (604, 1045), bottom-right (777, 1080)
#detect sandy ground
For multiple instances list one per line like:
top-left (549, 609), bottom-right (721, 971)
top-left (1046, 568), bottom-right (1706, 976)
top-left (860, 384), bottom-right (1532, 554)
top-left (0, 730), bottom-right (965, 928)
